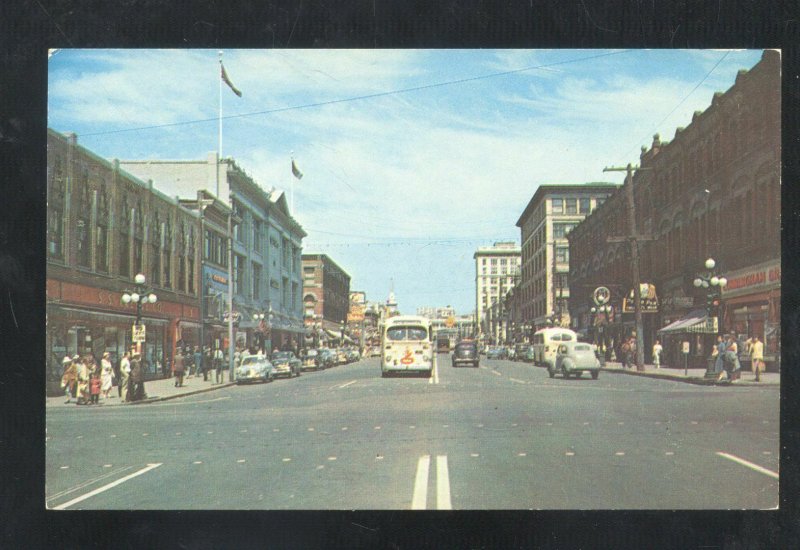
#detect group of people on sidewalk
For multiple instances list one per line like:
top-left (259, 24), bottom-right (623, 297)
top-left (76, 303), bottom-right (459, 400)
top-left (711, 333), bottom-right (765, 382)
top-left (60, 347), bottom-right (146, 405)
top-left (172, 346), bottom-right (229, 388)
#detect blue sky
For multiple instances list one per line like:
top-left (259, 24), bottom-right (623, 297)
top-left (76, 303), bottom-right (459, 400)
top-left (48, 48), bottom-right (765, 314)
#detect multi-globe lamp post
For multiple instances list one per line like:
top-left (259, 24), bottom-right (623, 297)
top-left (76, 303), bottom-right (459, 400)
top-left (590, 303), bottom-right (612, 361)
top-left (121, 273), bottom-right (158, 360)
top-left (693, 258), bottom-right (727, 377)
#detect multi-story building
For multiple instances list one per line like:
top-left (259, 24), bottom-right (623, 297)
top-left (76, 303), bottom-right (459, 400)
top-left (568, 49), bottom-right (780, 369)
top-left (120, 154), bottom-right (307, 354)
top-left (474, 241), bottom-right (521, 344)
top-left (301, 254), bottom-right (351, 346)
top-left (416, 306), bottom-right (456, 319)
top-left (46, 130), bottom-right (202, 389)
top-left (515, 184), bottom-right (618, 331)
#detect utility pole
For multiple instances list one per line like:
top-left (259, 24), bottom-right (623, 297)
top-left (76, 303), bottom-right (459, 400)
top-left (604, 163), bottom-right (653, 371)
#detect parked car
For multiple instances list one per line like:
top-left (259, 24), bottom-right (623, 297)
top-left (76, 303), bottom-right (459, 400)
top-left (317, 348), bottom-right (336, 369)
top-left (514, 344), bottom-right (530, 361)
top-left (452, 341), bottom-right (479, 368)
top-left (524, 347), bottom-right (536, 363)
top-left (236, 354), bottom-right (274, 384)
top-left (486, 347), bottom-right (507, 360)
top-left (550, 342), bottom-right (601, 379)
top-left (271, 350), bottom-right (302, 378)
top-left (369, 347), bottom-right (381, 357)
top-left (345, 349), bottom-right (360, 363)
top-left (336, 348), bottom-right (348, 365)
top-left (301, 349), bottom-right (320, 371)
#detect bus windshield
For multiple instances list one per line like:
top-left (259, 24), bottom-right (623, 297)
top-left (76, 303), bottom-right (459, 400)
top-left (386, 326), bottom-right (428, 341)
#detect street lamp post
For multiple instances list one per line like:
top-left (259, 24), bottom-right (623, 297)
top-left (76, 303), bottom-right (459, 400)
top-left (590, 304), bottom-right (612, 364)
top-left (693, 258), bottom-right (728, 377)
top-left (121, 273), bottom-right (158, 375)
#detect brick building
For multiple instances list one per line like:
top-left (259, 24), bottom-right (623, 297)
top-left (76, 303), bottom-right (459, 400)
top-left (46, 130), bottom-right (202, 389)
top-left (568, 50), bottom-right (780, 369)
top-left (302, 254), bottom-right (352, 346)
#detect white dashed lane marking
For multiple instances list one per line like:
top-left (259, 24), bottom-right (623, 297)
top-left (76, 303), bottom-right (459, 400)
top-left (237, 459), bottom-right (246, 463)
top-left (52, 463), bottom-right (163, 510)
top-left (615, 452), bottom-right (625, 456)
top-left (282, 458), bottom-right (291, 462)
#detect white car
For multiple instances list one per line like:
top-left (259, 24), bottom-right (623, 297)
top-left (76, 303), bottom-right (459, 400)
top-left (236, 355), bottom-right (274, 384)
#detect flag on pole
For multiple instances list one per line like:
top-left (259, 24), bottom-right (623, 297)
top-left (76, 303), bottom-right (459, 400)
top-left (220, 62), bottom-right (242, 97)
top-left (291, 159), bottom-right (303, 180)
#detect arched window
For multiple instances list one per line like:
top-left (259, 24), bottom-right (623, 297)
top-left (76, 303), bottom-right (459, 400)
top-left (96, 187), bottom-right (109, 272)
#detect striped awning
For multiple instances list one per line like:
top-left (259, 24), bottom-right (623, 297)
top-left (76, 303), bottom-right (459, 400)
top-left (657, 309), bottom-right (717, 334)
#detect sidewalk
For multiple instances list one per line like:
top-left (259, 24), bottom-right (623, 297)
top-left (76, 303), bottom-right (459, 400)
top-left (47, 373), bottom-right (236, 409)
top-left (600, 361), bottom-right (780, 386)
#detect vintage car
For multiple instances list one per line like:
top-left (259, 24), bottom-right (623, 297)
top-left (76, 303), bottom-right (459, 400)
top-left (235, 354), bottom-right (275, 384)
top-left (301, 349), bottom-right (321, 371)
top-left (317, 348), bottom-right (337, 368)
top-left (451, 341), bottom-right (479, 368)
top-left (549, 341), bottom-right (601, 379)
top-left (486, 347), bottom-right (507, 360)
top-left (271, 351), bottom-right (302, 378)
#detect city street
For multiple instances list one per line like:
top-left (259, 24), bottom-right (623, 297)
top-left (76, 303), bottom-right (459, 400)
top-left (46, 356), bottom-right (779, 510)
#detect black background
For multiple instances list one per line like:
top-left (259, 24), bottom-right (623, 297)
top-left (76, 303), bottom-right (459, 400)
top-left (2, 1), bottom-right (798, 548)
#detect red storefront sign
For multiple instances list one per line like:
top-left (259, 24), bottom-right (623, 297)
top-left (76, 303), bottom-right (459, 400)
top-left (47, 279), bottom-right (199, 321)
top-left (721, 261), bottom-right (780, 298)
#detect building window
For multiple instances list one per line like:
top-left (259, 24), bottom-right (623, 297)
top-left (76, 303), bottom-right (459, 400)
top-left (556, 247), bottom-right (569, 264)
top-left (552, 198), bottom-right (563, 214)
top-left (234, 254), bottom-right (244, 295)
top-left (252, 262), bottom-right (261, 299)
top-left (596, 197), bottom-right (605, 208)
top-left (579, 198), bottom-right (591, 214)
top-left (163, 217), bottom-right (172, 289)
top-left (75, 185), bottom-right (91, 268)
top-left (95, 189), bottom-right (109, 272)
top-left (253, 219), bottom-right (261, 251)
top-left (47, 156), bottom-right (66, 260)
top-left (565, 198), bottom-right (577, 214)
top-left (187, 227), bottom-right (195, 293)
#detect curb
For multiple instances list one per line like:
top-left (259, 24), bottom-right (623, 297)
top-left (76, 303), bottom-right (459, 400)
top-left (126, 381), bottom-right (237, 405)
top-left (599, 367), bottom-right (778, 387)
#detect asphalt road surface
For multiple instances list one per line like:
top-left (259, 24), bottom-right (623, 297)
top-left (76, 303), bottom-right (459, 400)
top-left (46, 356), bottom-right (779, 510)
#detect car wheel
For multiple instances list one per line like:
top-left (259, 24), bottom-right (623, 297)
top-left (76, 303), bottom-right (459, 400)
top-left (474, 362), bottom-right (479, 368)
top-left (548, 366), bottom-right (555, 378)
top-left (591, 371), bottom-right (599, 380)
top-left (381, 371), bottom-right (388, 378)
top-left (561, 366), bottom-right (569, 379)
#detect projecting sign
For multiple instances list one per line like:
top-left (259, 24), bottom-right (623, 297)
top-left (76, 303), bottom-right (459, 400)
top-left (593, 286), bottom-right (610, 306)
top-left (622, 283), bottom-right (659, 313)
top-left (132, 324), bottom-right (146, 342)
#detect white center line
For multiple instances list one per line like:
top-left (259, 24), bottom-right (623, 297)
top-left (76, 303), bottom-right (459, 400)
top-left (51, 463), bottom-right (162, 510)
top-left (237, 459), bottom-right (246, 463)
top-left (411, 455), bottom-right (431, 510)
top-left (436, 455), bottom-right (452, 510)
top-left (491, 370), bottom-right (502, 376)
top-left (716, 451), bottom-right (779, 479)
top-left (615, 452), bottom-right (625, 456)
top-left (338, 380), bottom-right (357, 389)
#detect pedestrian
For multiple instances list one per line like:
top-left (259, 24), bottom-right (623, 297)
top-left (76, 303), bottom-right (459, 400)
top-left (214, 347), bottom-right (224, 384)
top-left (76, 356), bottom-right (90, 405)
top-left (130, 351), bottom-right (145, 401)
top-left (750, 335), bottom-right (765, 382)
top-left (100, 352), bottom-right (114, 399)
top-left (118, 351), bottom-right (131, 401)
top-left (203, 346), bottom-right (212, 381)
top-left (193, 346), bottom-right (203, 380)
top-left (712, 335), bottom-right (726, 380)
top-left (60, 356), bottom-right (77, 404)
top-left (89, 371), bottom-right (102, 405)
top-left (214, 348), bottom-right (226, 384)
top-left (652, 339), bottom-right (663, 369)
top-left (173, 349), bottom-right (185, 387)
top-left (724, 334), bottom-right (742, 382)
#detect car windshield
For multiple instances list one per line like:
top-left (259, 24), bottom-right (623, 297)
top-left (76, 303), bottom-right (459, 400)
top-left (456, 344), bottom-right (476, 352)
top-left (241, 356), bottom-right (263, 366)
top-left (273, 352), bottom-right (292, 361)
top-left (574, 344), bottom-right (592, 352)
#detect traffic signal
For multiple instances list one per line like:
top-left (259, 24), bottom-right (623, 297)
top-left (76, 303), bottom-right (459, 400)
top-left (706, 293), bottom-right (721, 316)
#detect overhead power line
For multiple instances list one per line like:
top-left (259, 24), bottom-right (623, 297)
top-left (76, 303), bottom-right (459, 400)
top-left (78, 50), bottom-right (633, 138)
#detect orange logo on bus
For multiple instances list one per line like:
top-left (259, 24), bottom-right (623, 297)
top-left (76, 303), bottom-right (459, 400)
top-left (400, 349), bottom-right (414, 364)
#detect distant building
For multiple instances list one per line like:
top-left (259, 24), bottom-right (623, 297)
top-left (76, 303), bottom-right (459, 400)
top-left (515, 183), bottom-right (619, 332)
top-left (473, 241), bottom-right (521, 344)
top-left (302, 254), bottom-right (351, 346)
top-left (416, 306), bottom-right (456, 319)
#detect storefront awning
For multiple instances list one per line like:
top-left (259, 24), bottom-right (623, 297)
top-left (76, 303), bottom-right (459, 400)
top-left (324, 329), bottom-right (340, 339)
top-left (657, 309), bottom-right (717, 334)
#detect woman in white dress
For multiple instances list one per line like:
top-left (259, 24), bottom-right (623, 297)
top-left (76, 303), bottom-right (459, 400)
top-left (100, 352), bottom-right (114, 399)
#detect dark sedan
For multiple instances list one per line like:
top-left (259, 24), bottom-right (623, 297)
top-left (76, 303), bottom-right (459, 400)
top-left (271, 351), bottom-right (302, 378)
top-left (452, 341), bottom-right (479, 368)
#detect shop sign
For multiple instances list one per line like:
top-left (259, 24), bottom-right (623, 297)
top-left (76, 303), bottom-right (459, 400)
top-left (211, 274), bottom-right (228, 285)
top-left (721, 261), bottom-right (780, 297)
top-left (622, 283), bottom-right (658, 313)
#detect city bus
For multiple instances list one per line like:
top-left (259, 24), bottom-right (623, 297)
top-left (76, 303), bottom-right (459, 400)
top-left (380, 315), bottom-right (435, 377)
